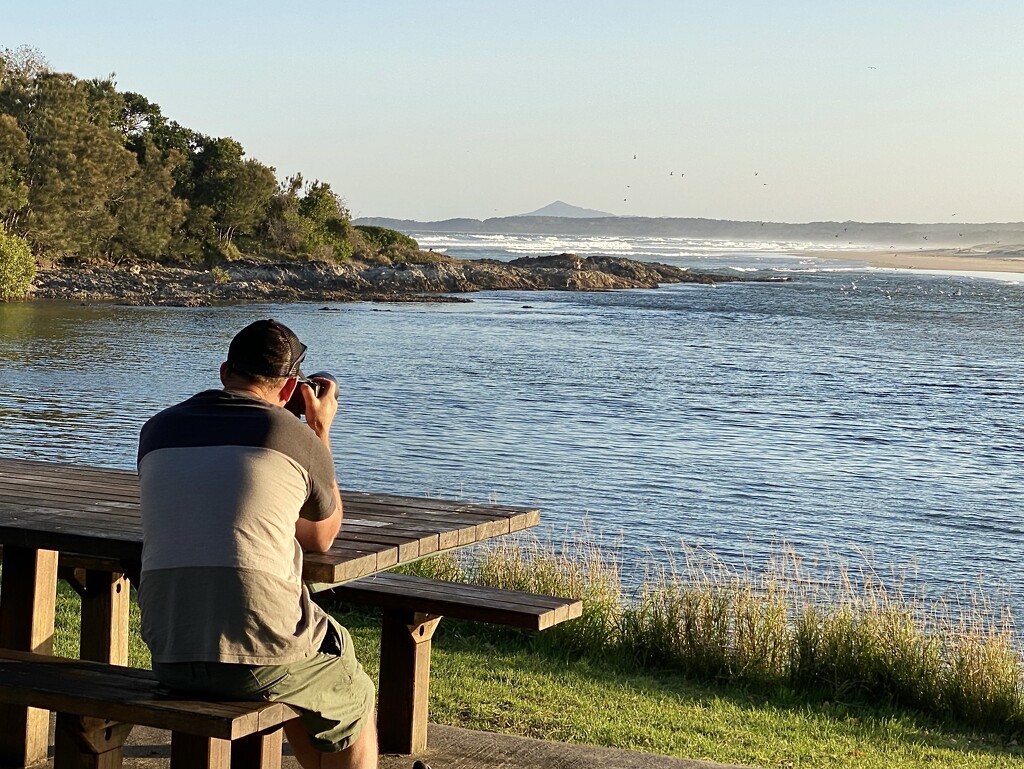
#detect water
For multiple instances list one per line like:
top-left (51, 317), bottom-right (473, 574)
top-left (2, 234), bottom-right (1023, 618)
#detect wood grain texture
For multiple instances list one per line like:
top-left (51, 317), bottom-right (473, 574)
top-left (321, 573), bottom-right (583, 630)
top-left (377, 611), bottom-right (441, 755)
top-left (0, 545), bottom-right (58, 766)
top-left (0, 650), bottom-right (299, 740)
top-left (0, 457), bottom-right (539, 585)
top-left (80, 569), bottom-right (130, 666)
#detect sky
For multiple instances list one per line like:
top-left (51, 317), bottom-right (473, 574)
top-left (5, 1), bottom-right (1024, 223)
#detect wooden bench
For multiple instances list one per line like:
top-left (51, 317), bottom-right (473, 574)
top-left (0, 649), bottom-right (299, 769)
top-left (319, 572), bottom-right (583, 755)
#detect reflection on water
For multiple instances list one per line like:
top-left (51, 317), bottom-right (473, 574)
top-left (1, 265), bottom-right (1023, 618)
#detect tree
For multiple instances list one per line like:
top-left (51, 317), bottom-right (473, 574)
top-left (298, 181), bottom-right (353, 261)
top-left (0, 114), bottom-right (29, 223)
top-left (0, 70), bottom-right (137, 258)
top-left (117, 91), bottom-right (166, 139)
top-left (109, 136), bottom-right (187, 259)
top-left (189, 137), bottom-right (277, 246)
top-left (0, 46), bottom-right (49, 82)
top-left (0, 222), bottom-right (34, 300)
top-left (263, 174), bottom-right (306, 253)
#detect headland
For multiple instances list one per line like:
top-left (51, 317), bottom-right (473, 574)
top-left (28, 253), bottom-right (770, 307)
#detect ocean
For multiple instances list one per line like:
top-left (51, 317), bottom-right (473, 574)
top-left (2, 232), bottom-right (1022, 617)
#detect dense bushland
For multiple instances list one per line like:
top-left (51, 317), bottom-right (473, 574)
top-left (0, 45), bottom-right (422, 297)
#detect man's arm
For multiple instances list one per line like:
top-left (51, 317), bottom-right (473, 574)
top-left (295, 376), bottom-right (343, 554)
top-left (295, 479), bottom-right (342, 553)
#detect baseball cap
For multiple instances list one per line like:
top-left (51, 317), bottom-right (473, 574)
top-left (227, 319), bottom-right (307, 378)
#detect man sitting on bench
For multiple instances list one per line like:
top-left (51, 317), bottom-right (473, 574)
top-left (136, 319), bottom-right (379, 769)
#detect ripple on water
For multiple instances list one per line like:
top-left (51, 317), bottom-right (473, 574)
top-left (1, 270), bottom-right (1023, 618)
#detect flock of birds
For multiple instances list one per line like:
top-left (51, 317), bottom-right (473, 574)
top-left (623, 155), bottom-right (771, 203)
top-left (839, 280), bottom-right (966, 300)
top-left (621, 154), bottom-right (964, 240)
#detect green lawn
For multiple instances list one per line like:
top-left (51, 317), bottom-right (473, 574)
top-left (344, 612), bottom-right (1024, 769)
top-left (50, 584), bottom-right (1024, 769)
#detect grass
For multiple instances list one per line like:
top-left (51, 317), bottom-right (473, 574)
top-left (46, 536), bottom-right (1024, 769)
top-left (391, 536), bottom-right (1024, 735)
top-left (340, 612), bottom-right (1024, 768)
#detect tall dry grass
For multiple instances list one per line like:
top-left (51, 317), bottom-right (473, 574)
top-left (399, 536), bottom-right (1024, 733)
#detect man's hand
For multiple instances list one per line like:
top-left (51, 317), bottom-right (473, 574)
top-left (299, 376), bottom-right (338, 443)
top-left (295, 375), bottom-right (343, 552)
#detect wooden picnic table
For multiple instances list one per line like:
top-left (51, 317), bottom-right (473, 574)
top-left (0, 456), bottom-right (539, 767)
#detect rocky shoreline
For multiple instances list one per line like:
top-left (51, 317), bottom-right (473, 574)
top-left (29, 253), bottom-right (781, 307)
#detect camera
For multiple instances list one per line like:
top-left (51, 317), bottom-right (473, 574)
top-left (285, 371), bottom-right (338, 417)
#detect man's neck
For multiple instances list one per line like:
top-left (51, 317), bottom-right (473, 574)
top-left (223, 385), bottom-right (270, 402)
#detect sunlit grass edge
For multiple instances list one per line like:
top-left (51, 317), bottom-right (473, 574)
top-left (393, 535), bottom-right (1024, 736)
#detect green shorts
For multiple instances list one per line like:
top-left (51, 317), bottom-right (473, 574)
top-left (151, 616), bottom-right (376, 753)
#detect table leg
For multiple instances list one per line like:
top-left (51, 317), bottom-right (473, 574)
top-left (54, 714), bottom-right (132, 769)
top-left (0, 545), bottom-right (59, 766)
top-left (377, 610), bottom-right (441, 755)
top-left (80, 569), bottom-right (130, 666)
top-left (231, 729), bottom-right (284, 769)
top-left (170, 733), bottom-right (231, 769)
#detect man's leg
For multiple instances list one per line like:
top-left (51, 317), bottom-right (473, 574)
top-left (284, 709), bottom-right (378, 769)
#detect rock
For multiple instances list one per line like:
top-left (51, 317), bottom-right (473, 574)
top-left (29, 253), bottom-right (776, 306)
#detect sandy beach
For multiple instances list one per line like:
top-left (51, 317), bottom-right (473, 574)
top-left (802, 248), bottom-right (1024, 274)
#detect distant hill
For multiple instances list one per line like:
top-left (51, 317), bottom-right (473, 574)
top-left (519, 201), bottom-right (615, 218)
top-left (352, 214), bottom-right (1024, 249)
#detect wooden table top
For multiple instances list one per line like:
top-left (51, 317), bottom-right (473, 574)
top-left (0, 457), bottom-right (539, 584)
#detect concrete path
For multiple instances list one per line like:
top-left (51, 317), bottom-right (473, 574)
top-left (46, 720), bottom-right (750, 769)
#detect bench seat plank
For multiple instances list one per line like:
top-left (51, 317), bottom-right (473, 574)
top-left (0, 650), bottom-right (298, 741)
top-left (322, 573), bottom-right (583, 630)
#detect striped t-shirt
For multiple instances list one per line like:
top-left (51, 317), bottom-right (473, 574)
top-left (137, 389), bottom-right (336, 665)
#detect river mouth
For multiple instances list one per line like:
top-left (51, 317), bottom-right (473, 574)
top-left (2, 243), bottom-right (1021, 621)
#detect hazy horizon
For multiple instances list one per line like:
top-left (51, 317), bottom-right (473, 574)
top-left (8, 1), bottom-right (1023, 224)
top-left (357, 203), bottom-right (1024, 227)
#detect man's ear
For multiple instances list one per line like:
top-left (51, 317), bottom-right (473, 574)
top-left (277, 377), bottom-right (299, 407)
top-left (219, 362), bottom-right (232, 387)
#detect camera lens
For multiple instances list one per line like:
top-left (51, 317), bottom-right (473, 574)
top-left (307, 372), bottom-right (339, 400)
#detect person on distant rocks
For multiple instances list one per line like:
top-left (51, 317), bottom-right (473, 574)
top-left (136, 319), bottom-right (379, 769)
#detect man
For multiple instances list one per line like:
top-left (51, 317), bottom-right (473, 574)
top-left (137, 319), bottom-right (378, 769)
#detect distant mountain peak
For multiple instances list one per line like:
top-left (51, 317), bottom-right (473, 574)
top-left (519, 200), bottom-right (614, 218)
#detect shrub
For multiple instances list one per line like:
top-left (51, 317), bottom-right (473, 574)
top-left (0, 224), bottom-right (35, 301)
top-left (354, 225), bottom-right (419, 252)
top-left (209, 266), bottom-right (231, 284)
top-left (398, 249), bottom-right (454, 266)
top-left (210, 240), bottom-right (243, 263)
